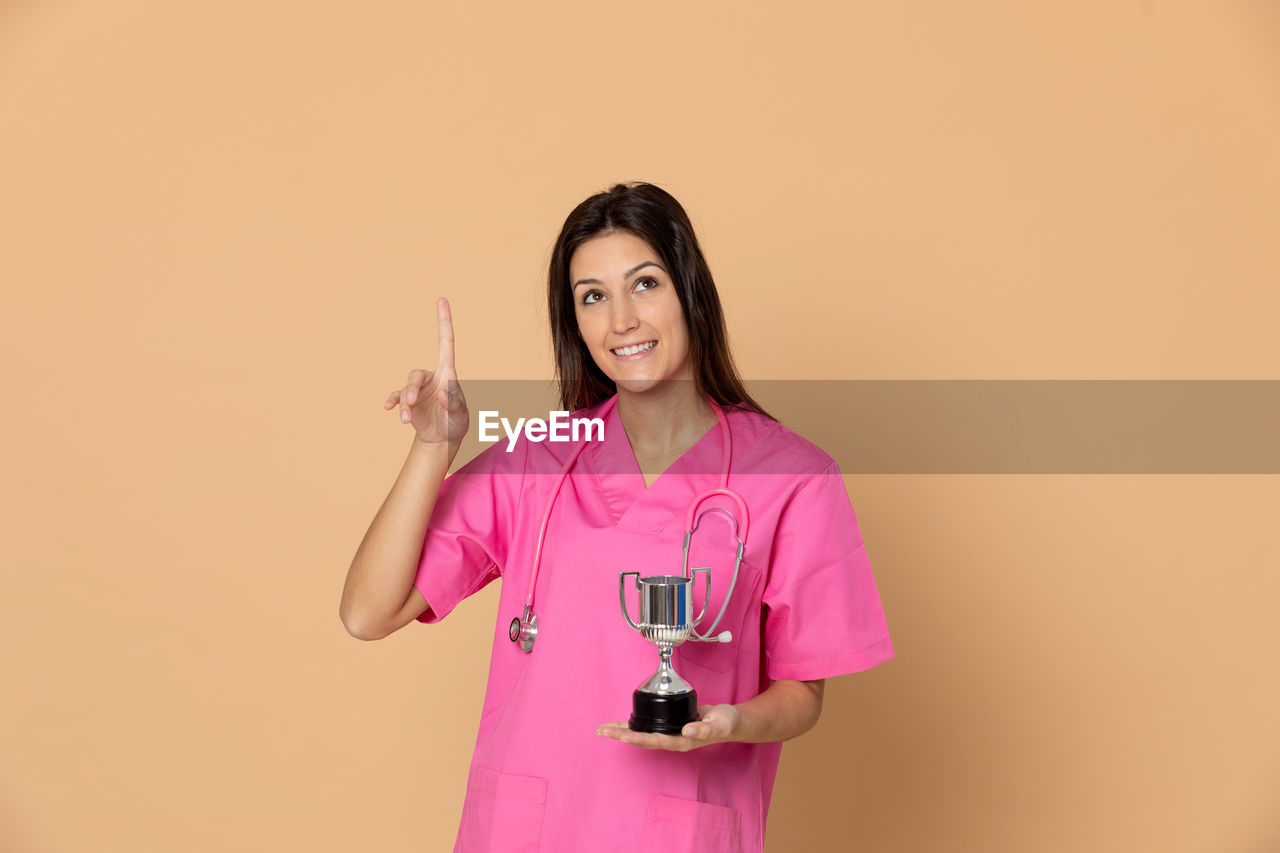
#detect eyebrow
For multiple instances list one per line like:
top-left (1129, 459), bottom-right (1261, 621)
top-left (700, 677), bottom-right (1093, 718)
top-left (572, 260), bottom-right (666, 289)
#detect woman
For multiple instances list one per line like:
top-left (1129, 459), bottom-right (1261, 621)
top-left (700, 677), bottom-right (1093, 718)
top-left (340, 183), bottom-right (894, 852)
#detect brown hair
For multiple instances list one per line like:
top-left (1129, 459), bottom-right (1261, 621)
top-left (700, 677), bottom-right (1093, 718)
top-left (547, 182), bottom-right (773, 420)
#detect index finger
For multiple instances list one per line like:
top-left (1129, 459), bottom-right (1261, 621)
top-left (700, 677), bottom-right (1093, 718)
top-left (437, 297), bottom-right (455, 370)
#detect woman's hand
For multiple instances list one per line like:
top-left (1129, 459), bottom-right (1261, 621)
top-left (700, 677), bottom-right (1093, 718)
top-left (594, 680), bottom-right (824, 751)
top-left (384, 297), bottom-right (470, 465)
top-left (595, 704), bottom-right (740, 752)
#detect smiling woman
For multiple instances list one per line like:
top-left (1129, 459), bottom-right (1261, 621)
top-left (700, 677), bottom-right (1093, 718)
top-left (341, 182), bottom-right (895, 853)
top-left (547, 183), bottom-right (766, 418)
top-left (571, 231), bottom-right (695, 395)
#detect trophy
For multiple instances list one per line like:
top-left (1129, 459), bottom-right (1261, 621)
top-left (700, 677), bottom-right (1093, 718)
top-left (618, 570), bottom-right (713, 734)
top-left (617, 485), bottom-right (748, 733)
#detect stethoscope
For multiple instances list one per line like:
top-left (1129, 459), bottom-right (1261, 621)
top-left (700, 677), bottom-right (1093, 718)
top-left (508, 393), bottom-right (750, 653)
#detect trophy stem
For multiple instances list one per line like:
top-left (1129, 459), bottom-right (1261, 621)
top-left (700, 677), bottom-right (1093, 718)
top-left (630, 642), bottom-right (698, 735)
top-left (658, 643), bottom-right (673, 677)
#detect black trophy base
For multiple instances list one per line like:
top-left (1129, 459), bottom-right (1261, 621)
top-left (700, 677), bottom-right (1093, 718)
top-left (629, 688), bottom-right (698, 735)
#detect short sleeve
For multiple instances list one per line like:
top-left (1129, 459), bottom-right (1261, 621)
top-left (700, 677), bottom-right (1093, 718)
top-left (412, 437), bottom-right (529, 624)
top-left (762, 460), bottom-right (895, 680)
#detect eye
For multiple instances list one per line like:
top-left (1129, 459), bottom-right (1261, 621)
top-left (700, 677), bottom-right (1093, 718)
top-left (635, 277), bottom-right (659, 292)
top-left (582, 289), bottom-right (605, 305)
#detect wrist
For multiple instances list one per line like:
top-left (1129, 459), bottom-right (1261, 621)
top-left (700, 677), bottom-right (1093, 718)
top-left (724, 703), bottom-right (750, 743)
top-left (410, 436), bottom-right (454, 467)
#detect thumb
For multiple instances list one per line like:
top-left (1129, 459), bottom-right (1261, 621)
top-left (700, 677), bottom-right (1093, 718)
top-left (443, 376), bottom-right (464, 411)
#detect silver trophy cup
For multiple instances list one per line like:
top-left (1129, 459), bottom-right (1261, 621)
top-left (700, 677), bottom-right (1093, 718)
top-left (618, 569), bottom-right (710, 734)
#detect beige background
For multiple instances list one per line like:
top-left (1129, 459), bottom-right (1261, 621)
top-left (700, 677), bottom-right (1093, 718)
top-left (3, 1), bottom-right (1279, 851)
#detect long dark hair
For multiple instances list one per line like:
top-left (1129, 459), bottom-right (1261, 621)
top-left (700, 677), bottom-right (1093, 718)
top-left (547, 182), bottom-right (773, 420)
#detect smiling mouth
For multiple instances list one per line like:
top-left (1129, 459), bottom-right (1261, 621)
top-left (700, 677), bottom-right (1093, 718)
top-left (611, 340), bottom-right (657, 356)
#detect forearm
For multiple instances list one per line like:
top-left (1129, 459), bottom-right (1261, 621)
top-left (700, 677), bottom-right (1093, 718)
top-left (339, 438), bottom-right (450, 639)
top-left (730, 678), bottom-right (825, 744)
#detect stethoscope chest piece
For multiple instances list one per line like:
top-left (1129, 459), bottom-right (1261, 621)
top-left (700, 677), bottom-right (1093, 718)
top-left (509, 606), bottom-right (538, 653)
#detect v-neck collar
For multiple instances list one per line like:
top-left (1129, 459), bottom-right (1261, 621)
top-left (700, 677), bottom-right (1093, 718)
top-left (585, 399), bottom-right (725, 533)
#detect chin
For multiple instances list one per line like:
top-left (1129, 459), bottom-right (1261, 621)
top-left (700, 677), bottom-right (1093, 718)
top-left (612, 377), bottom-right (662, 395)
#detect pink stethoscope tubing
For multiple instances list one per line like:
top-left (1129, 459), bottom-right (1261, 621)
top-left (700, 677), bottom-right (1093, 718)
top-left (508, 393), bottom-right (749, 653)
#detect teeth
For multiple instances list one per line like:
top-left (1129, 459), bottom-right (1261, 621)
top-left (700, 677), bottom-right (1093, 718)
top-left (612, 341), bottom-right (657, 356)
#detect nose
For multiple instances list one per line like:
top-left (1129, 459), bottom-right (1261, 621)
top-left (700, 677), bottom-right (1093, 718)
top-left (610, 299), bottom-right (639, 335)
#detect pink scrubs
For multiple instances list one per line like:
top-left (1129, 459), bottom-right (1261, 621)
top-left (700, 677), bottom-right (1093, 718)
top-left (413, 397), bottom-right (894, 853)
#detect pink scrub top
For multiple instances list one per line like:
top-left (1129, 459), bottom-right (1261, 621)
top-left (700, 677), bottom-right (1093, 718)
top-left (413, 398), bottom-right (894, 853)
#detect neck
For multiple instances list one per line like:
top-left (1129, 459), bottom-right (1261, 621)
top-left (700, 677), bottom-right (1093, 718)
top-left (614, 382), bottom-right (717, 458)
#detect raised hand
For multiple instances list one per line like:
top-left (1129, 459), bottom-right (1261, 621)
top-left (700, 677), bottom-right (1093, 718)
top-left (384, 297), bottom-right (470, 465)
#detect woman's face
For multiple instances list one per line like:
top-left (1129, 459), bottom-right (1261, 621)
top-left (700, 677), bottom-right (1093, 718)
top-left (570, 230), bottom-right (693, 394)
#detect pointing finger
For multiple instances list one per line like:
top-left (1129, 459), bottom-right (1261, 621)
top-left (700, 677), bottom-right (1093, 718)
top-left (437, 297), bottom-right (456, 371)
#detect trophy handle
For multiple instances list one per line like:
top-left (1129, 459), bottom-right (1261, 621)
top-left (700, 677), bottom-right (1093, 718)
top-left (690, 566), bottom-right (711, 626)
top-left (619, 571), bottom-right (641, 631)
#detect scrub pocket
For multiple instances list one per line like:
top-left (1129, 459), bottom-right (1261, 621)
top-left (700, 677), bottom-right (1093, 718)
top-left (639, 793), bottom-right (743, 853)
top-left (675, 550), bottom-right (763, 674)
top-left (456, 765), bottom-right (547, 853)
